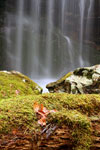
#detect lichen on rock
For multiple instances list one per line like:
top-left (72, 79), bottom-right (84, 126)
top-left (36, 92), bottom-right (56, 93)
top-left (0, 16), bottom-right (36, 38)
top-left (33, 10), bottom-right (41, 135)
top-left (0, 70), bottom-right (42, 99)
top-left (46, 65), bottom-right (100, 94)
top-left (46, 72), bottom-right (73, 93)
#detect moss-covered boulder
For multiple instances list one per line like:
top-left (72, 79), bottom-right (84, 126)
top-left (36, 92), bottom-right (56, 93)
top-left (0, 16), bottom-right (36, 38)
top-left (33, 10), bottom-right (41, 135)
top-left (0, 70), bottom-right (42, 99)
top-left (46, 72), bottom-right (73, 93)
top-left (46, 65), bottom-right (100, 94)
top-left (0, 94), bottom-right (100, 149)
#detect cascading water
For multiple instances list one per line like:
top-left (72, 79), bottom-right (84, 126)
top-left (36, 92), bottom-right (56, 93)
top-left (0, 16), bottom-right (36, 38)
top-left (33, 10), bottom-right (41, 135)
top-left (86, 0), bottom-right (94, 41)
top-left (26, 0), bottom-right (41, 78)
top-left (61, 0), bottom-right (74, 69)
top-left (63, 36), bottom-right (73, 66)
top-left (15, 0), bottom-right (24, 71)
top-left (45, 0), bottom-right (54, 77)
top-left (79, 0), bottom-right (86, 66)
top-left (85, 0), bottom-right (94, 66)
top-left (5, 0), bottom-right (95, 92)
top-left (79, 0), bottom-right (94, 67)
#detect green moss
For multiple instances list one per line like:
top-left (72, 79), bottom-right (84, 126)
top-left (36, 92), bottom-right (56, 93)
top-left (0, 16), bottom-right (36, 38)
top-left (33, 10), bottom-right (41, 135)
top-left (0, 96), bottom-right (40, 133)
top-left (57, 72), bottom-right (73, 83)
top-left (0, 93), bottom-right (100, 149)
top-left (0, 71), bottom-right (42, 99)
top-left (46, 72), bottom-right (73, 87)
top-left (48, 110), bottom-right (91, 150)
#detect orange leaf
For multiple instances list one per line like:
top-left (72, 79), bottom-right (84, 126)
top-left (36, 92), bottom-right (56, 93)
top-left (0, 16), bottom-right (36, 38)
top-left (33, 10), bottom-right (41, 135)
top-left (38, 111), bottom-right (46, 118)
top-left (33, 102), bottom-right (39, 112)
top-left (40, 104), bottom-right (44, 112)
top-left (42, 107), bottom-right (50, 115)
top-left (38, 117), bottom-right (46, 126)
top-left (33, 101), bottom-right (57, 126)
top-left (39, 104), bottom-right (50, 116)
top-left (12, 129), bottom-right (17, 135)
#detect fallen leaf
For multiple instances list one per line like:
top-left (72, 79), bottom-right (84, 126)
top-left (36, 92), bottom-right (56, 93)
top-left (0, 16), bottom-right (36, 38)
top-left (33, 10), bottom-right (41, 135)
top-left (33, 102), bottom-right (40, 112)
top-left (39, 104), bottom-right (50, 116)
top-left (12, 129), bottom-right (17, 135)
top-left (38, 117), bottom-right (46, 126)
top-left (33, 102), bottom-right (57, 126)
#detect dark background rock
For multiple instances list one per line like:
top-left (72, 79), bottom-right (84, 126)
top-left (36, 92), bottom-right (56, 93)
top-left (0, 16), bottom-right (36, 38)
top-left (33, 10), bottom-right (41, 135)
top-left (0, 0), bottom-right (7, 70)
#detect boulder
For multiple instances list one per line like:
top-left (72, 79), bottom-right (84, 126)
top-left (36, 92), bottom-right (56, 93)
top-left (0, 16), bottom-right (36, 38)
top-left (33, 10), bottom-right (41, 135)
top-left (0, 70), bottom-right (42, 99)
top-left (46, 65), bottom-right (100, 94)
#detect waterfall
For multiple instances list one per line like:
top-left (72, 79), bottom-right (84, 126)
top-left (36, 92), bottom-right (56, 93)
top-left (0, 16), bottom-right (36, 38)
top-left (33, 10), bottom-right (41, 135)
top-left (15, 0), bottom-right (24, 71)
top-left (85, 0), bottom-right (94, 65)
top-left (79, 0), bottom-right (94, 67)
top-left (86, 0), bottom-right (94, 39)
top-left (5, 0), bottom-right (24, 71)
top-left (61, 0), bottom-right (66, 32)
top-left (79, 0), bottom-right (86, 67)
top-left (63, 36), bottom-right (73, 65)
top-left (5, 0), bottom-right (95, 91)
top-left (45, 0), bottom-right (54, 77)
top-left (61, 0), bottom-right (75, 71)
top-left (27, 0), bottom-right (41, 78)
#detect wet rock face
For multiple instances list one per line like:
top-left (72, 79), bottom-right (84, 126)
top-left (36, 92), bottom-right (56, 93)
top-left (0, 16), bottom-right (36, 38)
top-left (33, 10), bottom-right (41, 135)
top-left (46, 65), bottom-right (100, 94)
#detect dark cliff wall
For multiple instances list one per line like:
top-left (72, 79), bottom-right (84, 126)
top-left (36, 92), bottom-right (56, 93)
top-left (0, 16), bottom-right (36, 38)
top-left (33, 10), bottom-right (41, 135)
top-left (0, 0), bottom-right (6, 70)
top-left (95, 0), bottom-right (100, 46)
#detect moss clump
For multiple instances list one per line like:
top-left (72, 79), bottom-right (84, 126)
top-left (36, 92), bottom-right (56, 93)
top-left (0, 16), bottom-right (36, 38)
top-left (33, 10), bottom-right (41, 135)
top-left (49, 110), bottom-right (91, 150)
top-left (0, 93), bottom-right (100, 149)
top-left (0, 71), bottom-right (42, 99)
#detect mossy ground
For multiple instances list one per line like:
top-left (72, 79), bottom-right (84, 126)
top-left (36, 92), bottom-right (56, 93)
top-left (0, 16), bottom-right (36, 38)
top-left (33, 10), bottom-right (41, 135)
top-left (0, 93), bottom-right (100, 149)
top-left (0, 71), bottom-right (42, 99)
